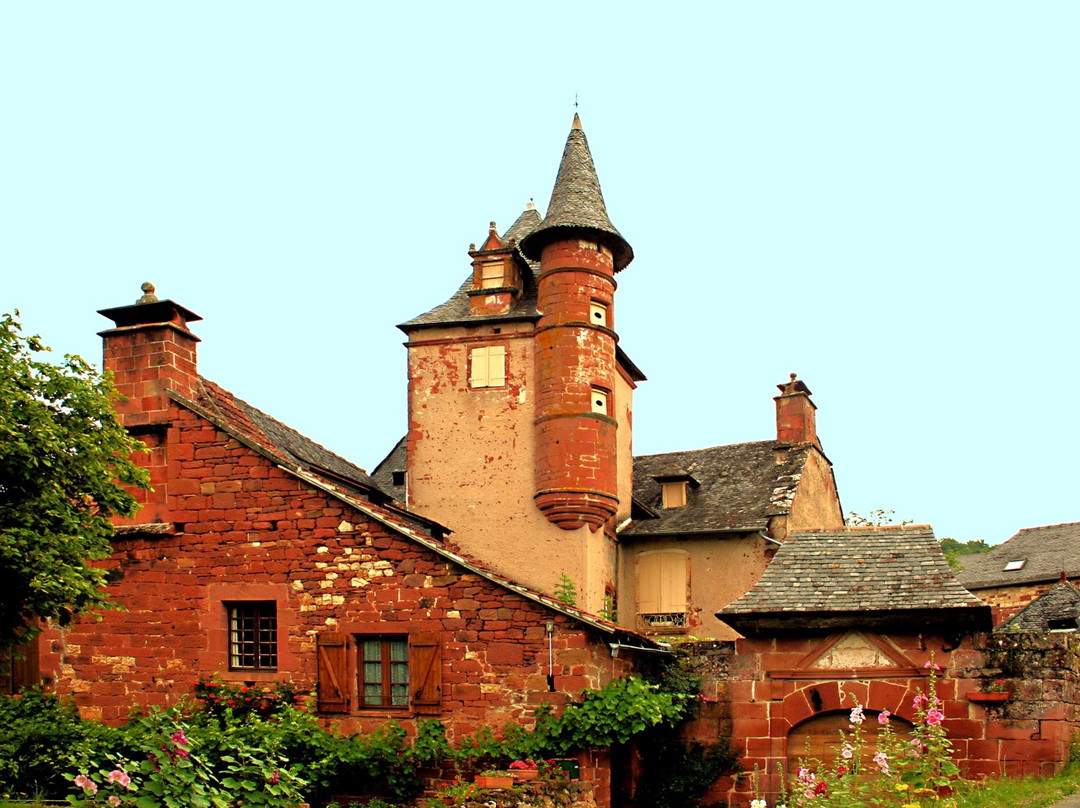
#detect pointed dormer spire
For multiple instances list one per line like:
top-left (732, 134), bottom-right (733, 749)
top-left (519, 115), bottom-right (633, 271)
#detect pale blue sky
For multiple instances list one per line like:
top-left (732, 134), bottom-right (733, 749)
top-left (3, 3), bottom-right (1077, 543)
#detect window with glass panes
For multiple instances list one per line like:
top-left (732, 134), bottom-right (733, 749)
top-left (228, 602), bottom-right (277, 670)
top-left (359, 637), bottom-right (409, 707)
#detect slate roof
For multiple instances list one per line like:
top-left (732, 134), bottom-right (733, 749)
top-left (398, 207), bottom-right (542, 330)
top-left (999, 581), bottom-right (1080, 632)
top-left (621, 442), bottom-right (811, 536)
top-left (956, 522), bottom-right (1080, 590)
top-left (519, 114), bottom-right (633, 271)
top-left (371, 435), bottom-right (407, 495)
top-left (718, 526), bottom-right (992, 636)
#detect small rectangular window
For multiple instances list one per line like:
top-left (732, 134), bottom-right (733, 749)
top-left (359, 636), bottom-right (409, 708)
top-left (591, 387), bottom-right (610, 415)
top-left (1003, 560), bottom-right (1026, 571)
top-left (228, 602), bottom-right (277, 671)
top-left (469, 346), bottom-right (507, 389)
top-left (480, 262), bottom-right (504, 289)
top-left (589, 302), bottom-right (608, 327)
top-left (661, 481), bottom-right (687, 509)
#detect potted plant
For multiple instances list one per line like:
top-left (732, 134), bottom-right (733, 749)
top-left (968, 678), bottom-right (1010, 703)
top-left (475, 770), bottom-right (515, 788)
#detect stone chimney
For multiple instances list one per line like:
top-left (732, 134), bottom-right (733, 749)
top-left (97, 284), bottom-right (201, 523)
top-left (97, 283), bottom-right (201, 428)
top-left (774, 373), bottom-right (818, 447)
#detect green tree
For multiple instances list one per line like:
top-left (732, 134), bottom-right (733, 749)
top-left (0, 312), bottom-right (149, 648)
top-left (939, 537), bottom-right (991, 570)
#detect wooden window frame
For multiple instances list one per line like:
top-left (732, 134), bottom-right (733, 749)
top-left (316, 631), bottom-right (442, 715)
top-left (359, 636), bottom-right (409, 708)
top-left (591, 386), bottom-right (611, 415)
top-left (226, 601), bottom-right (278, 672)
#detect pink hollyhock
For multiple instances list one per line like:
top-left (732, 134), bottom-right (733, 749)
top-left (878, 709), bottom-right (891, 725)
top-left (74, 774), bottom-right (98, 795)
top-left (874, 750), bottom-right (890, 774)
top-left (107, 769), bottom-right (132, 788)
top-left (841, 744), bottom-right (854, 759)
top-left (109, 797), bottom-right (122, 806)
top-left (849, 704), bottom-right (864, 725)
top-left (926, 708), bottom-right (944, 725)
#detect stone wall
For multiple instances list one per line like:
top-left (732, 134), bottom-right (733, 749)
top-left (38, 400), bottom-right (635, 774)
top-left (677, 631), bottom-right (1080, 807)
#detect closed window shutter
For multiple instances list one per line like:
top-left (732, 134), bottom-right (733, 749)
top-left (409, 632), bottom-right (442, 714)
top-left (637, 552), bottom-right (687, 614)
top-left (636, 553), bottom-right (662, 614)
top-left (469, 348), bottom-right (487, 387)
top-left (488, 346), bottom-right (506, 386)
top-left (659, 553), bottom-right (688, 612)
top-left (317, 632), bottom-right (348, 713)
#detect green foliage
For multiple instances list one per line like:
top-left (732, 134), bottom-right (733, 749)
top-left (2, 675), bottom-right (696, 805)
top-left (940, 537), bottom-right (992, 571)
top-left (0, 312), bottom-right (150, 647)
top-left (0, 689), bottom-right (123, 799)
top-left (632, 735), bottom-right (738, 808)
top-left (553, 574), bottom-right (577, 607)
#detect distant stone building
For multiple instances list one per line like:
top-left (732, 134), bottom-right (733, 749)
top-left (957, 522), bottom-right (1080, 624)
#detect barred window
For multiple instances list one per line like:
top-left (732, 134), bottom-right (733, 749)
top-left (228, 602), bottom-right (278, 671)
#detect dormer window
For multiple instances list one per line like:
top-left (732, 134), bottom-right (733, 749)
top-left (661, 481), bottom-right (687, 509)
top-left (653, 473), bottom-right (700, 509)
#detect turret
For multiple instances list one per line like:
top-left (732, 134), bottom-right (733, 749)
top-left (520, 115), bottom-right (633, 531)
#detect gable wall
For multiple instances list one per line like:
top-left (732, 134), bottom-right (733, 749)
top-left (38, 402), bottom-right (635, 741)
top-left (784, 449), bottom-right (843, 537)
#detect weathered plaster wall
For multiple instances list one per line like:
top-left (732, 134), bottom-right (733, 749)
top-left (404, 321), bottom-right (603, 609)
top-left (618, 534), bottom-right (773, 640)
top-left (39, 403), bottom-right (636, 742)
top-left (785, 449), bottom-right (844, 535)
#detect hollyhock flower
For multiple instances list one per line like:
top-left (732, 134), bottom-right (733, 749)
top-left (912, 693), bottom-right (927, 710)
top-left (841, 744), bottom-right (854, 759)
top-left (170, 729), bottom-right (189, 747)
top-left (926, 708), bottom-right (944, 725)
top-left (750, 800), bottom-right (767, 808)
top-left (74, 774), bottom-right (98, 795)
top-left (878, 709), bottom-right (891, 725)
top-left (874, 750), bottom-right (890, 774)
top-left (107, 769), bottom-right (132, 788)
top-left (849, 704), bottom-right (864, 725)
top-left (924, 660), bottom-right (941, 671)
top-left (109, 797), bottom-right (122, 806)
top-left (836, 764), bottom-right (847, 775)
top-left (814, 780), bottom-right (827, 795)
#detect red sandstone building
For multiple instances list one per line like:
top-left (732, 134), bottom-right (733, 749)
top-left (14, 115), bottom-right (1076, 807)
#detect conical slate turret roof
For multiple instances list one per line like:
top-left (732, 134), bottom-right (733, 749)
top-left (520, 114), bottom-right (633, 271)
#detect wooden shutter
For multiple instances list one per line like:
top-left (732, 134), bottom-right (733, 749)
top-left (409, 632), bottom-right (442, 714)
top-left (636, 551), bottom-right (688, 614)
top-left (488, 346), bottom-right (506, 386)
top-left (317, 632), bottom-right (348, 713)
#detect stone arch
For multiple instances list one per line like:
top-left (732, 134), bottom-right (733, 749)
top-left (787, 708), bottom-right (915, 777)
